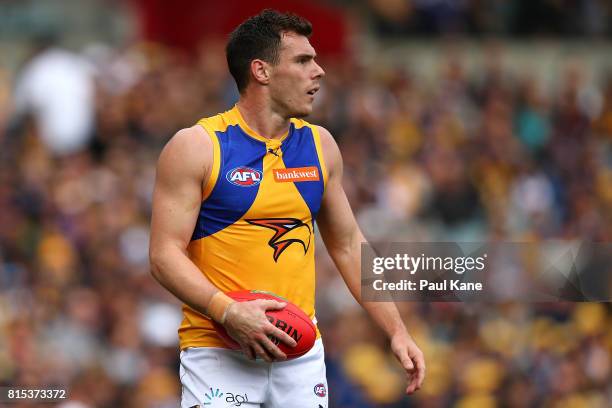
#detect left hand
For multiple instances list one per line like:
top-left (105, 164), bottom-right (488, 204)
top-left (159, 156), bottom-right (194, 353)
top-left (390, 331), bottom-right (426, 394)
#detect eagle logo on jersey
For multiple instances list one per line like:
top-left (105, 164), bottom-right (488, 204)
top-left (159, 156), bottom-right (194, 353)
top-left (246, 218), bottom-right (311, 262)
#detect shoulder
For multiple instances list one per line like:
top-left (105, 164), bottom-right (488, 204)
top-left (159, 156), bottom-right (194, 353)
top-left (157, 125), bottom-right (212, 180)
top-left (162, 125), bottom-right (212, 160)
top-left (315, 126), bottom-right (338, 154)
top-left (289, 119), bottom-right (341, 167)
top-left (315, 125), bottom-right (342, 179)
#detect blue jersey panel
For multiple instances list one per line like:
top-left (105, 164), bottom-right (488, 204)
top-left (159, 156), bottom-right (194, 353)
top-left (192, 125), bottom-right (266, 240)
top-left (281, 124), bottom-right (325, 220)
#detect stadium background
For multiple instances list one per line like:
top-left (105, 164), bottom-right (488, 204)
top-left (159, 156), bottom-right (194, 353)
top-left (1, 0), bottom-right (611, 407)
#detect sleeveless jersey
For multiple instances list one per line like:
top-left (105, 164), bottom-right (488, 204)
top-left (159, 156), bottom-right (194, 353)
top-left (179, 106), bottom-right (328, 349)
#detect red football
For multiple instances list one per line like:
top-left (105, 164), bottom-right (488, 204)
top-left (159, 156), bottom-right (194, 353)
top-left (212, 290), bottom-right (316, 359)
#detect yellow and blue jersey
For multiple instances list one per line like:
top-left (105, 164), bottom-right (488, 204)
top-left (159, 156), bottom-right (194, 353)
top-left (179, 106), bottom-right (328, 349)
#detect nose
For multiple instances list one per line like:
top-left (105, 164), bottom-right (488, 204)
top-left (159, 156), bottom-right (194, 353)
top-left (314, 61), bottom-right (325, 79)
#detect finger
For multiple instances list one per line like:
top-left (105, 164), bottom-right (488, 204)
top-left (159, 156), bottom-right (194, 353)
top-left (258, 335), bottom-right (287, 361)
top-left (398, 351), bottom-right (415, 372)
top-left (414, 355), bottom-right (426, 388)
top-left (403, 358), bottom-right (415, 371)
top-left (405, 357), bottom-right (424, 394)
top-left (406, 372), bottom-right (419, 394)
top-left (406, 382), bottom-right (417, 395)
top-left (242, 345), bottom-right (255, 361)
top-left (258, 299), bottom-right (287, 311)
top-left (266, 325), bottom-right (297, 347)
top-left (251, 341), bottom-right (274, 362)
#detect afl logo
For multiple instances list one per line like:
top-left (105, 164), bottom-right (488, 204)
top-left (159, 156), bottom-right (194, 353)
top-left (226, 167), bottom-right (262, 187)
top-left (314, 383), bottom-right (326, 398)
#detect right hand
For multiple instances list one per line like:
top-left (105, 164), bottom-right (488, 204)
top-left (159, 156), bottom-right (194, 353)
top-left (222, 299), bottom-right (297, 362)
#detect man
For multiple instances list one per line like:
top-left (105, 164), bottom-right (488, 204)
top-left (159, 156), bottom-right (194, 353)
top-left (13, 32), bottom-right (95, 156)
top-left (149, 9), bottom-right (425, 408)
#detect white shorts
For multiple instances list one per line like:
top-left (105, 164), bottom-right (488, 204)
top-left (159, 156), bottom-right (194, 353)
top-left (179, 339), bottom-right (328, 408)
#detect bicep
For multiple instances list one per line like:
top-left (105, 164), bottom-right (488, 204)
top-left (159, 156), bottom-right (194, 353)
top-left (150, 127), bottom-right (211, 252)
top-left (316, 127), bottom-right (361, 250)
top-left (317, 175), bottom-right (359, 250)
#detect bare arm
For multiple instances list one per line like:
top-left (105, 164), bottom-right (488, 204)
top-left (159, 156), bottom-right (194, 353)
top-left (149, 125), bottom-right (295, 361)
top-left (316, 126), bottom-right (425, 394)
top-left (149, 126), bottom-right (220, 314)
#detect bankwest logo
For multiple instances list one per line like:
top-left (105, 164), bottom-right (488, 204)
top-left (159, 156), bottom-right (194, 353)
top-left (273, 166), bottom-right (319, 183)
top-left (226, 167), bottom-right (262, 187)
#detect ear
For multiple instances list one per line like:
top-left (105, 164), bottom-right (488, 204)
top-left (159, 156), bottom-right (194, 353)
top-left (251, 59), bottom-right (271, 85)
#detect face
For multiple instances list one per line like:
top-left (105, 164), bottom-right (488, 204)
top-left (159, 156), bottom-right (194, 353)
top-left (267, 32), bottom-right (325, 118)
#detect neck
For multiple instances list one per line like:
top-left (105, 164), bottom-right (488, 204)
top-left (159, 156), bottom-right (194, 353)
top-left (236, 97), bottom-right (290, 140)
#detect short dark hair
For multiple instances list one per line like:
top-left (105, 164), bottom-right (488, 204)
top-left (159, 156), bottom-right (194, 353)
top-left (226, 9), bottom-right (312, 93)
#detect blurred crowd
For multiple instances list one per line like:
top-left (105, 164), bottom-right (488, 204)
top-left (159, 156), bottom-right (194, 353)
top-left (364, 0), bottom-right (612, 38)
top-left (1, 33), bottom-right (611, 408)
